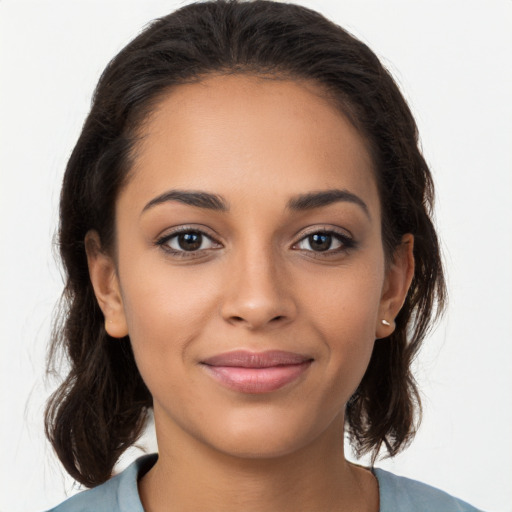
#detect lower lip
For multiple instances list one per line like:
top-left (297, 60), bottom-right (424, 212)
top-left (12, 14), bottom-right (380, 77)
top-left (201, 361), bottom-right (312, 394)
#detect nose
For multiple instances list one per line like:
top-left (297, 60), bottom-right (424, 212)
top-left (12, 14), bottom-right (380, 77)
top-left (220, 246), bottom-right (297, 330)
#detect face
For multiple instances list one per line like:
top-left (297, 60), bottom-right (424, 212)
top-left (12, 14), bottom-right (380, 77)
top-left (88, 74), bottom-right (412, 460)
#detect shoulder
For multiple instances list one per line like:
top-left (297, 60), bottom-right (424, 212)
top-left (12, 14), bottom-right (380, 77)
top-left (45, 454), bottom-right (157, 512)
top-left (373, 468), bottom-right (483, 512)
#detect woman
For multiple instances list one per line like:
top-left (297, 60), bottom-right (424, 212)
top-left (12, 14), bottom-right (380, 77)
top-left (44, 1), bottom-right (481, 510)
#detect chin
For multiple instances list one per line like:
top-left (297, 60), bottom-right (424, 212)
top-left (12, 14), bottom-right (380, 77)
top-left (211, 432), bottom-right (312, 460)
top-left (198, 405), bottom-right (343, 461)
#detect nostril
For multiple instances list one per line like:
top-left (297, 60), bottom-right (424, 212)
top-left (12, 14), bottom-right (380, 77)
top-left (229, 314), bottom-right (285, 325)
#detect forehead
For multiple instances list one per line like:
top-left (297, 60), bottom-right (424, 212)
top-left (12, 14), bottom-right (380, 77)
top-left (123, 74), bottom-right (379, 215)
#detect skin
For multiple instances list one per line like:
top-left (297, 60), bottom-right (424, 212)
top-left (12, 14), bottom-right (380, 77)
top-left (86, 74), bottom-right (414, 512)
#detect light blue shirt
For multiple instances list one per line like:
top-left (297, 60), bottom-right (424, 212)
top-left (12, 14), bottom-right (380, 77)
top-left (47, 454), bottom-right (483, 511)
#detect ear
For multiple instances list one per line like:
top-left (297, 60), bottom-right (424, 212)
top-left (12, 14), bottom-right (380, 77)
top-left (376, 234), bottom-right (415, 339)
top-left (85, 230), bottom-right (128, 339)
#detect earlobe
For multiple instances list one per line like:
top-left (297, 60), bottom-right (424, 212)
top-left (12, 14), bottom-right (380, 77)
top-left (85, 230), bottom-right (128, 339)
top-left (376, 234), bottom-right (415, 339)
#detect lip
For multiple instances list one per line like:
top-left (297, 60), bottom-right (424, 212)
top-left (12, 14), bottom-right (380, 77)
top-left (200, 350), bottom-right (313, 394)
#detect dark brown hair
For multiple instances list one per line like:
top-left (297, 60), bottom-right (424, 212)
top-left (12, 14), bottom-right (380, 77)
top-left (46, 0), bottom-right (446, 487)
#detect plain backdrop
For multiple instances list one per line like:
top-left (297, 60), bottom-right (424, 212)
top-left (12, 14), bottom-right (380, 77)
top-left (1, 1), bottom-right (511, 511)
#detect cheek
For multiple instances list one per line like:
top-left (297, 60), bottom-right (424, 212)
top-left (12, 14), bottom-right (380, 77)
top-left (300, 261), bottom-right (384, 390)
top-left (117, 259), bottom-right (222, 389)
top-left (303, 260), bottom-right (384, 339)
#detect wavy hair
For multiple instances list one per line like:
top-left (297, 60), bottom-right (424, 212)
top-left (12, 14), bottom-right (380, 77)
top-left (46, 0), bottom-right (446, 487)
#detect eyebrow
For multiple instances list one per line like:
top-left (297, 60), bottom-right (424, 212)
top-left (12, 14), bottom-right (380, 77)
top-left (142, 190), bottom-right (228, 214)
top-left (141, 187), bottom-right (369, 218)
top-left (287, 189), bottom-right (370, 218)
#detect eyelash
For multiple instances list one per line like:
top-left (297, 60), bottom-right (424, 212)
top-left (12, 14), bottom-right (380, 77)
top-left (292, 228), bottom-right (356, 257)
top-left (155, 226), bottom-right (221, 259)
top-left (155, 226), bottom-right (356, 259)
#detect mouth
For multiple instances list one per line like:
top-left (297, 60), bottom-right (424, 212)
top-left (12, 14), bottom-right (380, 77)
top-left (200, 350), bottom-right (314, 394)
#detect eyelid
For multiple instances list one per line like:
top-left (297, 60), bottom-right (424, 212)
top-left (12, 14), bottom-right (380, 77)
top-left (154, 224), bottom-right (356, 258)
top-left (292, 224), bottom-right (354, 243)
top-left (291, 225), bottom-right (356, 254)
top-left (155, 225), bottom-right (223, 256)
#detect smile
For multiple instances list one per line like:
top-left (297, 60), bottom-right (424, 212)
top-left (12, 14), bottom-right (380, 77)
top-left (200, 350), bottom-right (314, 394)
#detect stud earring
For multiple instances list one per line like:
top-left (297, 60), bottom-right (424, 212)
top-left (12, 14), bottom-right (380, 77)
top-left (381, 319), bottom-right (391, 326)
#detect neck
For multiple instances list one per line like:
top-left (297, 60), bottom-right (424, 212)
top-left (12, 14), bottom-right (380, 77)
top-left (139, 414), bottom-right (378, 512)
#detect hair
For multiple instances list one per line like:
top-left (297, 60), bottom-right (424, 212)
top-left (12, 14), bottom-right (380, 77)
top-left (45, 0), bottom-right (446, 488)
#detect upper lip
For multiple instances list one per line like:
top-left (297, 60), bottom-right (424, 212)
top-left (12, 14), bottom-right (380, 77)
top-left (201, 350), bottom-right (313, 368)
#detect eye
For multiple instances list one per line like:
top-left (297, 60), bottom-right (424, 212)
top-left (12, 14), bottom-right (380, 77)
top-left (156, 228), bottom-right (221, 255)
top-left (294, 230), bottom-right (355, 254)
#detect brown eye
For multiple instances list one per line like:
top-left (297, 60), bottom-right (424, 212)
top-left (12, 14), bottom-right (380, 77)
top-left (159, 230), bottom-right (220, 253)
top-left (296, 232), bottom-right (342, 252)
top-left (177, 232), bottom-right (203, 251)
top-left (308, 233), bottom-right (332, 252)
top-left (294, 230), bottom-right (355, 254)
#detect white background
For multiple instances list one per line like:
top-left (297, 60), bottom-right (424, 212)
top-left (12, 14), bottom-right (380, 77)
top-left (1, 1), bottom-right (511, 511)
